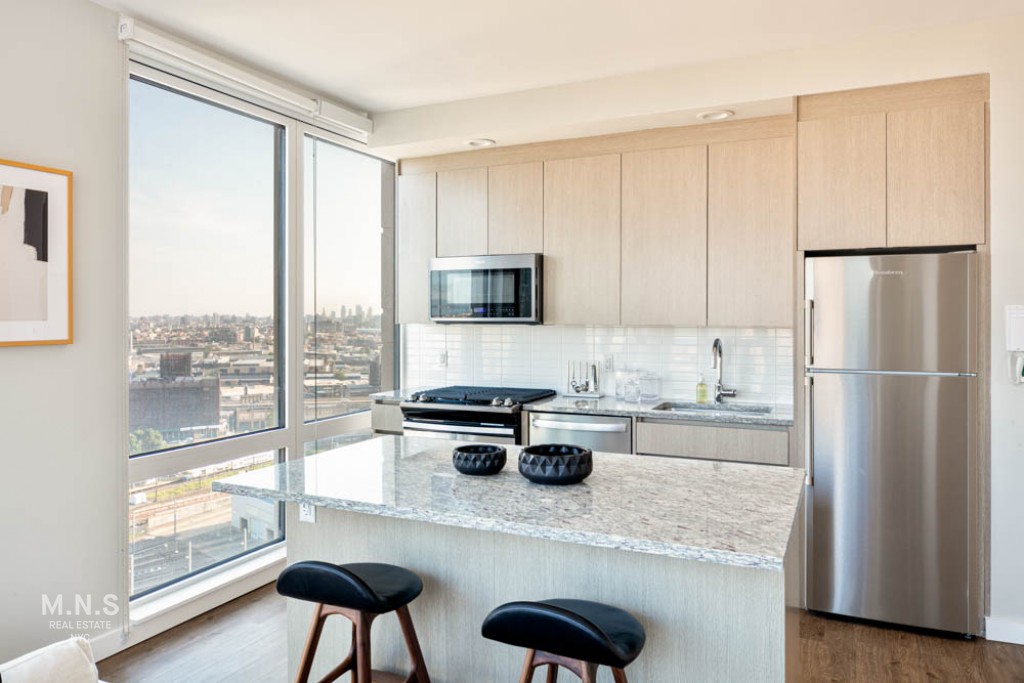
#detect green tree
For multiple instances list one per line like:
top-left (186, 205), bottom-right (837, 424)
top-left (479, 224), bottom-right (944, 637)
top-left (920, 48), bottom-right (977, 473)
top-left (129, 428), bottom-right (167, 456)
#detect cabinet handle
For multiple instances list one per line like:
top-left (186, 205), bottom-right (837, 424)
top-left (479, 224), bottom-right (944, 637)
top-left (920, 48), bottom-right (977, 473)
top-left (531, 419), bottom-right (627, 433)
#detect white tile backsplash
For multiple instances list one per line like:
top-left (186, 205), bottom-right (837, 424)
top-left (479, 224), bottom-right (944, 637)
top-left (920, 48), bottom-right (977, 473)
top-left (401, 324), bottom-right (795, 410)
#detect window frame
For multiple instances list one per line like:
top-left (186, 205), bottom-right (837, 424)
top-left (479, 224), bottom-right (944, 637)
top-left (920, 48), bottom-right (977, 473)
top-left (125, 63), bottom-right (396, 601)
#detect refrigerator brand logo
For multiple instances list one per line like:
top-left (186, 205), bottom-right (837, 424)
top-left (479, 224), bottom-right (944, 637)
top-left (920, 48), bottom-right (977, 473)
top-left (873, 270), bottom-right (905, 276)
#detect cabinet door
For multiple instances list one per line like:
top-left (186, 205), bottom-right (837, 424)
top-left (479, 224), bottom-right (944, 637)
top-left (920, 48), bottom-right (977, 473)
top-left (488, 162), bottom-right (543, 254)
top-left (543, 155), bottom-right (621, 325)
top-left (797, 114), bottom-right (887, 250)
top-left (708, 137), bottom-right (795, 328)
top-left (436, 167), bottom-right (487, 256)
top-left (396, 173), bottom-right (436, 324)
top-left (636, 421), bottom-right (789, 466)
top-left (621, 146), bottom-right (707, 326)
top-left (887, 103), bottom-right (986, 247)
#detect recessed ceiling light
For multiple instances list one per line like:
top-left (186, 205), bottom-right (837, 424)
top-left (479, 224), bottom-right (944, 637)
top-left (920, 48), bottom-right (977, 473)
top-left (466, 138), bottom-right (496, 148)
top-left (696, 110), bottom-right (735, 122)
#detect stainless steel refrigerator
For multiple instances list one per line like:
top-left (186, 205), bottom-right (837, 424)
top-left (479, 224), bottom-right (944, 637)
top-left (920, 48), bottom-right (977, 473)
top-left (805, 251), bottom-right (978, 634)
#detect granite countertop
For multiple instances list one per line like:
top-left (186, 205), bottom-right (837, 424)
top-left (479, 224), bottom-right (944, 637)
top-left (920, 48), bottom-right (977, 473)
top-left (214, 435), bottom-right (804, 570)
top-left (371, 388), bottom-right (794, 427)
top-left (525, 396), bottom-right (795, 427)
top-left (369, 388), bottom-right (423, 405)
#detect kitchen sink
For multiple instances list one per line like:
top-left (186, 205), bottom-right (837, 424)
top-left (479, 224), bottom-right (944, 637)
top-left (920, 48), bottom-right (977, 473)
top-left (650, 401), bottom-right (772, 414)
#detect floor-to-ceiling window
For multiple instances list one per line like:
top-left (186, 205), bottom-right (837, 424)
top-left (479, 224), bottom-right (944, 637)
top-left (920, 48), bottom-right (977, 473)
top-left (126, 66), bottom-right (394, 598)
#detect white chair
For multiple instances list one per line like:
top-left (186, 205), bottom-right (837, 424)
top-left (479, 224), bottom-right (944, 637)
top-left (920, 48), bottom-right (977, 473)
top-left (0, 637), bottom-right (107, 683)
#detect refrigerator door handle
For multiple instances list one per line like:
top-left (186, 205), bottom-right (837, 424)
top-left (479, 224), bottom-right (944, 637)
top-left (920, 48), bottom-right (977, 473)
top-left (806, 368), bottom-right (977, 378)
top-left (804, 299), bottom-right (814, 367)
top-left (804, 375), bottom-right (813, 486)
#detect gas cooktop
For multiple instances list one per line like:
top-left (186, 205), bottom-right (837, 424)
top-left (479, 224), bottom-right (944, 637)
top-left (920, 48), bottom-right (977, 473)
top-left (408, 385), bottom-right (556, 408)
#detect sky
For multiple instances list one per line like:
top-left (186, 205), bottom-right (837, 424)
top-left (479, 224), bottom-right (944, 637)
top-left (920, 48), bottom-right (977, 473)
top-left (129, 78), bottom-right (383, 318)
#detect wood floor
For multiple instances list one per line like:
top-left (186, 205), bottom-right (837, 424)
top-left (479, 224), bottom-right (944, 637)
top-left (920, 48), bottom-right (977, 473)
top-left (99, 584), bottom-right (1024, 682)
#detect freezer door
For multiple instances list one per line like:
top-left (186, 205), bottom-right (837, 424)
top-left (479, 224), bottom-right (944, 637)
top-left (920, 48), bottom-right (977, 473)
top-left (807, 252), bottom-right (974, 373)
top-left (808, 372), bottom-right (972, 632)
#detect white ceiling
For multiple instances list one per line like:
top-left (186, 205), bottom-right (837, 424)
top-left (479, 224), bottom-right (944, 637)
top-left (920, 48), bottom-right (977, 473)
top-left (94, 0), bottom-right (1020, 114)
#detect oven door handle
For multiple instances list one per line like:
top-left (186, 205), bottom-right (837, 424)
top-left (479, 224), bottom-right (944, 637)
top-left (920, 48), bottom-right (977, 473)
top-left (402, 421), bottom-right (515, 436)
top-left (530, 418), bottom-right (627, 433)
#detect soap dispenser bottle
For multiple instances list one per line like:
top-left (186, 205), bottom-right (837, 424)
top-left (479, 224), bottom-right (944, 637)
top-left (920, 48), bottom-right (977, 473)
top-left (696, 374), bottom-right (708, 404)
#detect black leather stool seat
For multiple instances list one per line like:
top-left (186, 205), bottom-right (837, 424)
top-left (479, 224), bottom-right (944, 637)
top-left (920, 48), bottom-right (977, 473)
top-left (276, 561), bottom-right (423, 614)
top-left (482, 598), bottom-right (646, 669)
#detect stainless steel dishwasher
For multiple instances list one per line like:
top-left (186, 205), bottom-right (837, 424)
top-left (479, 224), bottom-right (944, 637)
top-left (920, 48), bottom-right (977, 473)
top-left (527, 412), bottom-right (632, 453)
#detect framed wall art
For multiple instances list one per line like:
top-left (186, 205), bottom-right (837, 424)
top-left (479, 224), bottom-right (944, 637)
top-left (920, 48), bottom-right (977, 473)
top-left (0, 158), bottom-right (73, 346)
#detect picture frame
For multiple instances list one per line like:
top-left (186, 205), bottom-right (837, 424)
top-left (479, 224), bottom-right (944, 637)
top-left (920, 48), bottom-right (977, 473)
top-left (0, 158), bottom-right (73, 346)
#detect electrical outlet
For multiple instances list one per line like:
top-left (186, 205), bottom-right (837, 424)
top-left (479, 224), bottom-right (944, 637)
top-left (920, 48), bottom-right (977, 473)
top-left (299, 503), bottom-right (316, 524)
top-left (437, 350), bottom-right (448, 367)
top-left (603, 353), bottom-right (615, 371)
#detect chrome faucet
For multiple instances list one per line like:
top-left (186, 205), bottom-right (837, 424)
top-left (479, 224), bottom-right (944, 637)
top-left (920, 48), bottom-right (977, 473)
top-left (711, 338), bottom-right (737, 404)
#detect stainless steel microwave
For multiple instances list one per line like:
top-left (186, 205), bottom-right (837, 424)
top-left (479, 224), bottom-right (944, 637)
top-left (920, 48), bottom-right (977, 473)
top-left (429, 254), bottom-right (543, 323)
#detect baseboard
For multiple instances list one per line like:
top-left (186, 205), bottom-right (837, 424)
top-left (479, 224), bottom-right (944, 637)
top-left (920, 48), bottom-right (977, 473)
top-left (985, 616), bottom-right (1024, 644)
top-left (88, 628), bottom-right (128, 662)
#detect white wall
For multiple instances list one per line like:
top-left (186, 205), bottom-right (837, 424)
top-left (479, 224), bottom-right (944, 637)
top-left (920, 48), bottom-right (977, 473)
top-left (0, 0), bottom-right (125, 662)
top-left (378, 16), bottom-right (1024, 639)
top-left (402, 324), bottom-right (794, 412)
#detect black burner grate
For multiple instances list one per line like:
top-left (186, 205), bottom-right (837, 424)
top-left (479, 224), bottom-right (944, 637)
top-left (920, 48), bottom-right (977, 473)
top-left (412, 385), bottom-right (555, 405)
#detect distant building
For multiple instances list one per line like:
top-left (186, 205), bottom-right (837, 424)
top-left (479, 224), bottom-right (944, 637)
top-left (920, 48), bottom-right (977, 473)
top-left (129, 376), bottom-right (221, 443)
top-left (368, 355), bottom-right (381, 387)
top-left (160, 352), bottom-right (193, 379)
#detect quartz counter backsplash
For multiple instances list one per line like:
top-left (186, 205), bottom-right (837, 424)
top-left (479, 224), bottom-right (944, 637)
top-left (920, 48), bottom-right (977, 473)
top-left (401, 324), bottom-right (794, 413)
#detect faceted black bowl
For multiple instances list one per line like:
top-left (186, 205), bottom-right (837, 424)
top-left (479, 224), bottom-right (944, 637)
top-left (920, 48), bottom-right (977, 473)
top-left (452, 444), bottom-right (507, 476)
top-left (519, 444), bottom-right (593, 485)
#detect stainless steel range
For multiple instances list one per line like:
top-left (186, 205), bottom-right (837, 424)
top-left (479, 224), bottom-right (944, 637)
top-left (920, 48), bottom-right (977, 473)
top-left (400, 386), bottom-right (557, 445)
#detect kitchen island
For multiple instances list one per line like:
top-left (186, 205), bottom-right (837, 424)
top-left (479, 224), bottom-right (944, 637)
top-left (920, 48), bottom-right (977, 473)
top-left (215, 436), bottom-right (804, 682)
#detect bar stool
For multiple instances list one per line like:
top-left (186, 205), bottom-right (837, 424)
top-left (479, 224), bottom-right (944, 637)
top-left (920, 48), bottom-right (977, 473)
top-left (276, 560), bottom-right (430, 683)
top-left (482, 599), bottom-right (646, 683)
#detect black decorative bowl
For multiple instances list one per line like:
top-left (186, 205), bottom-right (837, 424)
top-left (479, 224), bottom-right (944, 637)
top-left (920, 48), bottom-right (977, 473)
top-left (452, 444), bottom-right (507, 476)
top-left (519, 444), bottom-right (593, 485)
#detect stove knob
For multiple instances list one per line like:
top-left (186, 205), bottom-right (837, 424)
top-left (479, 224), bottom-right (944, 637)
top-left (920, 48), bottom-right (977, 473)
top-left (503, 397), bottom-right (515, 407)
top-left (418, 394), bottom-right (431, 402)
top-left (491, 397), bottom-right (503, 406)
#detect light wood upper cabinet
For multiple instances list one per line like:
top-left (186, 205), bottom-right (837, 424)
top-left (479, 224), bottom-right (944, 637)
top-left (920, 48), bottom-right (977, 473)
top-left (708, 137), bottom-right (795, 328)
top-left (796, 76), bottom-right (988, 250)
top-left (488, 162), bottom-right (544, 254)
top-left (887, 103), bottom-right (986, 247)
top-left (543, 154), bottom-right (621, 325)
top-left (621, 146), bottom-right (707, 326)
top-left (797, 114), bottom-right (887, 250)
top-left (396, 173), bottom-right (436, 324)
top-left (436, 167), bottom-right (487, 256)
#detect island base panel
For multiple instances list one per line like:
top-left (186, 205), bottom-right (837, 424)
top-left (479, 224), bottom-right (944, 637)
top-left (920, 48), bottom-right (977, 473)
top-left (285, 506), bottom-right (794, 682)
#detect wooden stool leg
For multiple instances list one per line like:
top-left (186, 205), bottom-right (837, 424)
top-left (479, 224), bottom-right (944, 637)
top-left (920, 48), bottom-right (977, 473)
top-left (579, 662), bottom-right (598, 683)
top-left (295, 603), bottom-right (327, 683)
top-left (395, 605), bottom-right (431, 683)
top-left (353, 611), bottom-right (375, 683)
top-left (545, 662), bottom-right (559, 683)
top-left (611, 668), bottom-right (629, 683)
top-left (318, 621), bottom-right (356, 683)
top-left (519, 649), bottom-right (538, 683)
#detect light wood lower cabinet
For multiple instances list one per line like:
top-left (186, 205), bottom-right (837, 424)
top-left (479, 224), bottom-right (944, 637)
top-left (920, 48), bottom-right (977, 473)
top-left (707, 137), bottom-right (795, 328)
top-left (636, 419), bottom-right (790, 466)
top-left (396, 173), bottom-right (436, 324)
top-left (371, 402), bottom-right (403, 434)
top-left (543, 154), bottom-right (621, 325)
